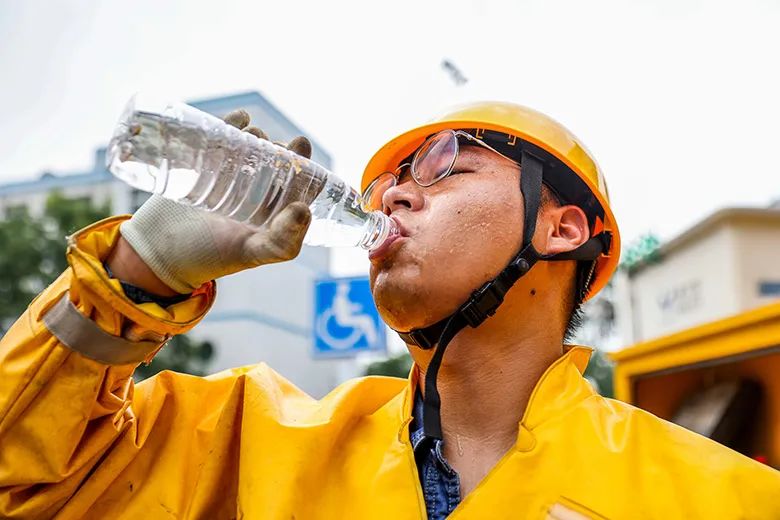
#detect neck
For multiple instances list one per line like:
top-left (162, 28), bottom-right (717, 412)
top-left (421, 321), bottom-right (563, 448)
top-left (408, 281), bottom-right (568, 493)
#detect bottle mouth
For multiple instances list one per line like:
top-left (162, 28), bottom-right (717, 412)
top-left (361, 212), bottom-right (400, 251)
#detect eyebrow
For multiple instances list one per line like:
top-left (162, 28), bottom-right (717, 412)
top-left (454, 146), bottom-right (490, 164)
top-left (397, 164), bottom-right (413, 184)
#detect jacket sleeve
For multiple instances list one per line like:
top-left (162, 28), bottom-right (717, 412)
top-left (0, 216), bottom-right (221, 518)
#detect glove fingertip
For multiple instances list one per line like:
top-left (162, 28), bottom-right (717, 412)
top-left (244, 126), bottom-right (269, 140)
top-left (287, 136), bottom-right (313, 159)
top-left (224, 109), bottom-right (251, 129)
top-left (284, 201), bottom-right (312, 230)
top-left (258, 202), bottom-right (311, 262)
top-left (268, 202), bottom-right (311, 240)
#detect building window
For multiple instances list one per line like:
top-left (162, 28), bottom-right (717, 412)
top-left (758, 281), bottom-right (780, 297)
top-left (3, 204), bottom-right (29, 219)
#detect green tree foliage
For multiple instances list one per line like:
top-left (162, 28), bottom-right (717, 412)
top-left (365, 352), bottom-right (413, 378)
top-left (0, 207), bottom-right (46, 332)
top-left (0, 193), bottom-right (111, 333)
top-left (0, 192), bottom-right (214, 380)
top-left (620, 232), bottom-right (661, 272)
top-left (583, 348), bottom-right (615, 398)
top-left (44, 192), bottom-right (113, 275)
top-left (135, 335), bottom-right (215, 381)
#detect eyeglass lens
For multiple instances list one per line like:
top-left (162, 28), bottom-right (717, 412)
top-left (412, 130), bottom-right (458, 187)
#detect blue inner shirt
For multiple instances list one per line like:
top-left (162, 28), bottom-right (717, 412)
top-left (410, 391), bottom-right (462, 519)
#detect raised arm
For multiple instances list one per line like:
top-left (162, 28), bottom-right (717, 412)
top-left (0, 113), bottom-right (315, 518)
top-left (0, 216), bottom-right (217, 517)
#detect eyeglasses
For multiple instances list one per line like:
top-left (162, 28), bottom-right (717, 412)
top-left (361, 129), bottom-right (520, 212)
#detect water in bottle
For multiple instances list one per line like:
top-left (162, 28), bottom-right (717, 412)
top-left (106, 95), bottom-right (397, 250)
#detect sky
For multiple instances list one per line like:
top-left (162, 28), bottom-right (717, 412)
top-left (1, 0), bottom-right (778, 275)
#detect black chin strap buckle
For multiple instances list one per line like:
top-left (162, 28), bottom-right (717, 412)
top-left (459, 244), bottom-right (538, 328)
top-left (460, 281), bottom-right (506, 328)
top-left (403, 329), bottom-right (436, 350)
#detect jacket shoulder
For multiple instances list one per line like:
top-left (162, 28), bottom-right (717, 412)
top-left (581, 395), bottom-right (779, 484)
top-left (198, 363), bottom-right (409, 424)
top-left (545, 395), bottom-right (780, 517)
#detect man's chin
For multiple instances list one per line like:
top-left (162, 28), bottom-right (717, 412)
top-left (373, 280), bottom-right (455, 335)
top-left (371, 273), bottom-right (425, 331)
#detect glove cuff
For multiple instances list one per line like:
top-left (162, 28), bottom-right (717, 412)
top-left (119, 196), bottom-right (219, 294)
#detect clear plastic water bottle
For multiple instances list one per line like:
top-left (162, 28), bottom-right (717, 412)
top-left (106, 95), bottom-right (397, 250)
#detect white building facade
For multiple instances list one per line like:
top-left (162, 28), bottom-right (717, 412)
top-left (615, 206), bottom-right (780, 344)
top-left (0, 91), bottom-right (363, 397)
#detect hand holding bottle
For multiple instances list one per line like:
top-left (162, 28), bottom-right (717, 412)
top-left (113, 110), bottom-right (314, 295)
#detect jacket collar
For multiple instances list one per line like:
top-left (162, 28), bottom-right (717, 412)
top-left (399, 346), bottom-right (595, 444)
top-left (519, 346), bottom-right (594, 430)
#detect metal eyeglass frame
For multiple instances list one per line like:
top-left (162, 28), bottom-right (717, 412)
top-left (362, 129), bottom-right (520, 211)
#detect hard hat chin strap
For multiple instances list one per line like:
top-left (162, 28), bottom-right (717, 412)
top-left (417, 240), bottom-right (542, 438)
top-left (395, 151), bottom-right (611, 440)
top-left (398, 151), bottom-right (544, 439)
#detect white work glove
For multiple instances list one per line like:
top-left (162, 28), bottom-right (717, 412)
top-left (119, 110), bottom-right (313, 294)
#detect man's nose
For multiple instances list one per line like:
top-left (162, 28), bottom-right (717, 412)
top-left (381, 180), bottom-right (424, 213)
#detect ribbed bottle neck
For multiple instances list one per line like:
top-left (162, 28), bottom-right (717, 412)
top-left (359, 212), bottom-right (399, 250)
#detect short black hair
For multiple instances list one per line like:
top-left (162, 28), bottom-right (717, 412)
top-left (563, 260), bottom-right (595, 342)
top-left (564, 301), bottom-right (586, 343)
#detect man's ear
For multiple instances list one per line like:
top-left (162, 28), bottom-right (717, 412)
top-left (538, 204), bottom-right (590, 256)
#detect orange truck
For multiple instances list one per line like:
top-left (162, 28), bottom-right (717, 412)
top-left (611, 301), bottom-right (780, 469)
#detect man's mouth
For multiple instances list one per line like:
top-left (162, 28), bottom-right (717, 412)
top-left (369, 216), bottom-right (408, 261)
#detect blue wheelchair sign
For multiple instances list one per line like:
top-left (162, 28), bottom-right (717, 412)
top-left (313, 276), bottom-right (386, 358)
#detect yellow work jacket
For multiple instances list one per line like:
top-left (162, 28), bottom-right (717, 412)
top-left (0, 217), bottom-right (778, 519)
